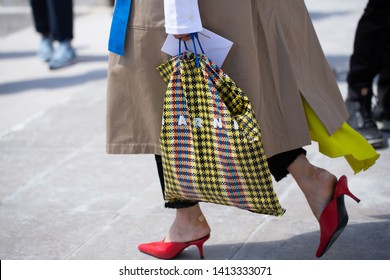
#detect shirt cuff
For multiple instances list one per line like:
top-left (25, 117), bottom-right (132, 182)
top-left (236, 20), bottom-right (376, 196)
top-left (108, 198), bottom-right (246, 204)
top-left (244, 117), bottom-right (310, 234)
top-left (164, 0), bottom-right (203, 34)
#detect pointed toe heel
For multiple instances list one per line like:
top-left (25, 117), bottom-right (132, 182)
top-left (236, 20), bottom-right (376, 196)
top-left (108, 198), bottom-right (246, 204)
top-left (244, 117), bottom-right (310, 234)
top-left (138, 234), bottom-right (210, 259)
top-left (316, 175), bottom-right (360, 258)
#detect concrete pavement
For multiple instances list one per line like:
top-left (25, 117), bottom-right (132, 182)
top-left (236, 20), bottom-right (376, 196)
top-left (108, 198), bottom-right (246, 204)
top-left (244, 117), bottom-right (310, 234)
top-left (0, 0), bottom-right (389, 260)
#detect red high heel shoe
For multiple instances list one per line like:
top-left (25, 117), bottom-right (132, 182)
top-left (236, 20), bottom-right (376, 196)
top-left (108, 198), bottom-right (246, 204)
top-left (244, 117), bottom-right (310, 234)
top-left (316, 175), bottom-right (360, 258)
top-left (138, 234), bottom-right (210, 259)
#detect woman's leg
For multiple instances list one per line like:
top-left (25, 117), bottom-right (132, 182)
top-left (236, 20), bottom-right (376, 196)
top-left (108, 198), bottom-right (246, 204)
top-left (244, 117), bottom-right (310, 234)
top-left (267, 148), bottom-right (337, 220)
top-left (154, 155), bottom-right (210, 242)
top-left (286, 153), bottom-right (360, 257)
top-left (287, 154), bottom-right (337, 220)
top-left (165, 204), bottom-right (211, 242)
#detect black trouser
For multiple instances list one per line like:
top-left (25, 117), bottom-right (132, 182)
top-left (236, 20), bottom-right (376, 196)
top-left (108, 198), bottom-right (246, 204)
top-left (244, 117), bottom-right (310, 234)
top-left (347, 0), bottom-right (390, 91)
top-left (30, 0), bottom-right (74, 42)
top-left (155, 148), bottom-right (306, 208)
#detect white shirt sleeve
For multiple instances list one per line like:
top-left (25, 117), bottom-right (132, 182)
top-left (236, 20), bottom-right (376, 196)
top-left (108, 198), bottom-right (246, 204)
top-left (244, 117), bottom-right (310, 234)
top-left (164, 0), bottom-right (203, 34)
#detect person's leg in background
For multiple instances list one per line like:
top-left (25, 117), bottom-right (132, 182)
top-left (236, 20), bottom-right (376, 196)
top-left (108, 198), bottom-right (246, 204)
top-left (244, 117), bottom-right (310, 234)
top-left (374, 32), bottom-right (390, 131)
top-left (46, 0), bottom-right (73, 42)
top-left (45, 0), bottom-right (76, 69)
top-left (346, 0), bottom-right (390, 148)
top-left (30, 0), bottom-right (53, 62)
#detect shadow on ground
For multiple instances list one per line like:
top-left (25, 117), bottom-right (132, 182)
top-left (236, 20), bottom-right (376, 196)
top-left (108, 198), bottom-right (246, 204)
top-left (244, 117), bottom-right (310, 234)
top-left (174, 219), bottom-right (390, 260)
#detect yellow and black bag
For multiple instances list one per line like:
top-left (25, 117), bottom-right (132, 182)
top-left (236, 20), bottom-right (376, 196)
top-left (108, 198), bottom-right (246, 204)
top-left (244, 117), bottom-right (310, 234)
top-left (157, 34), bottom-right (284, 216)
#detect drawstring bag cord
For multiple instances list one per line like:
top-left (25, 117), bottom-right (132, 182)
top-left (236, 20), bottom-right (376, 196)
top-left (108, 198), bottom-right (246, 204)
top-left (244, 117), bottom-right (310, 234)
top-left (178, 32), bottom-right (205, 68)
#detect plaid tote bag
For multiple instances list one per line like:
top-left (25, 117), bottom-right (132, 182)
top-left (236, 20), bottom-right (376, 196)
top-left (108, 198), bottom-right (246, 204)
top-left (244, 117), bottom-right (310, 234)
top-left (157, 37), bottom-right (285, 216)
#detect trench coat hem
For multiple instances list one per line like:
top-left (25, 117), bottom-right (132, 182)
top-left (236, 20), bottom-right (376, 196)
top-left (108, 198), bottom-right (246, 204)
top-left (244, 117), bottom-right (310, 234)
top-left (106, 144), bottom-right (161, 155)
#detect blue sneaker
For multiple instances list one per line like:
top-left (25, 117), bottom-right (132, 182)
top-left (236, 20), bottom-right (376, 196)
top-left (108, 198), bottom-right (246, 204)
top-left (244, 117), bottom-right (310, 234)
top-left (49, 40), bottom-right (76, 70)
top-left (37, 37), bottom-right (53, 62)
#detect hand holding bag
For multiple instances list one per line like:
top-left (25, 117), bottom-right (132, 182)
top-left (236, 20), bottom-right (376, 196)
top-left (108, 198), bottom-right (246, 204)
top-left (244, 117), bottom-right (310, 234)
top-left (157, 34), bottom-right (285, 216)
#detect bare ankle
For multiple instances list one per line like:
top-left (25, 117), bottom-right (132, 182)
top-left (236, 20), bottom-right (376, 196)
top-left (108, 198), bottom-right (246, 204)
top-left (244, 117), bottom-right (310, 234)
top-left (304, 168), bottom-right (337, 220)
top-left (288, 155), bottom-right (337, 220)
top-left (165, 206), bottom-right (211, 242)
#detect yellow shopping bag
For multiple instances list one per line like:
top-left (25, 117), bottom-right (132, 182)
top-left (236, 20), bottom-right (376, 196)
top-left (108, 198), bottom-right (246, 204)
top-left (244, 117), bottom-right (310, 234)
top-left (157, 34), bottom-right (285, 216)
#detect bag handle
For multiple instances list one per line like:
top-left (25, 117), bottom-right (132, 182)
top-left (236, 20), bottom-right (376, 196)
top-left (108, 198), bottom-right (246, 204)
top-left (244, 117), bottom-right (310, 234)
top-left (178, 32), bottom-right (205, 67)
top-left (178, 39), bottom-right (189, 55)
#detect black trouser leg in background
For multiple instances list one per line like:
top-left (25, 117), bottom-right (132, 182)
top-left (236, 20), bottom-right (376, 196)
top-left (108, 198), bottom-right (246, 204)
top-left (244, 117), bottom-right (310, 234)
top-left (347, 0), bottom-right (390, 91)
top-left (30, 0), bottom-right (50, 36)
top-left (30, 0), bottom-right (74, 41)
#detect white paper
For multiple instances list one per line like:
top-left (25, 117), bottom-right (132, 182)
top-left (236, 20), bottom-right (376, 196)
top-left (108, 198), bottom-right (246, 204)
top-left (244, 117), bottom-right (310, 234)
top-left (161, 28), bottom-right (233, 67)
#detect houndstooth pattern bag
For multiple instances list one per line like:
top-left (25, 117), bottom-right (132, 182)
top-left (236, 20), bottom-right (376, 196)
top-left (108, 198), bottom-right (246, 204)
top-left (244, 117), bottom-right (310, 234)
top-left (157, 36), bottom-right (285, 216)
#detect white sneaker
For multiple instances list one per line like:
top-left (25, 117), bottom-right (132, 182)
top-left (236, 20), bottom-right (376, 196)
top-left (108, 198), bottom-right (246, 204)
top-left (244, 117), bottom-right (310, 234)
top-left (49, 40), bottom-right (76, 70)
top-left (37, 37), bottom-right (53, 62)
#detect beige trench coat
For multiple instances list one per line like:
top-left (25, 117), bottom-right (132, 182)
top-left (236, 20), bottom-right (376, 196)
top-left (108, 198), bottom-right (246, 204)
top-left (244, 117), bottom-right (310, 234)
top-left (106, 0), bottom-right (349, 158)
